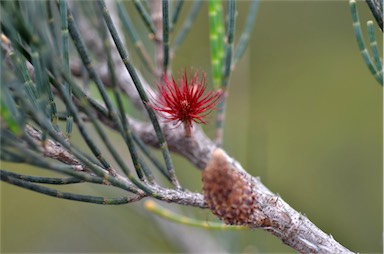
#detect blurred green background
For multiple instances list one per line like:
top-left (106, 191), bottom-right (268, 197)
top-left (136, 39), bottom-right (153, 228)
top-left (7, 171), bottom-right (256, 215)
top-left (1, 1), bottom-right (382, 253)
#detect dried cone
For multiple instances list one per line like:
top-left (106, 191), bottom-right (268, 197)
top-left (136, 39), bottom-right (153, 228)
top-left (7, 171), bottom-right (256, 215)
top-left (202, 148), bottom-right (256, 225)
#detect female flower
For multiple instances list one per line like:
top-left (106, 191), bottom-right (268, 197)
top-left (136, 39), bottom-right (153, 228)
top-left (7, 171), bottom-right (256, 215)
top-left (150, 70), bottom-right (222, 137)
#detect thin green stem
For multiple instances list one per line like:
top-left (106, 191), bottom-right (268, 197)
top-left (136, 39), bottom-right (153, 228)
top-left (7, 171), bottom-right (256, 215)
top-left (173, 0), bottom-right (202, 52)
top-left (170, 0), bottom-right (184, 31)
top-left (59, 0), bottom-right (73, 138)
top-left (233, 0), bottom-right (259, 68)
top-left (144, 200), bottom-right (248, 230)
top-left (215, 0), bottom-right (236, 146)
top-left (367, 20), bottom-right (383, 83)
top-left (222, 0), bottom-right (236, 84)
top-left (162, 0), bottom-right (170, 73)
top-left (208, 0), bottom-right (225, 89)
top-left (116, 0), bottom-right (156, 75)
top-left (1, 171), bottom-right (82, 184)
top-left (46, 1), bottom-right (60, 53)
top-left (97, 0), bottom-right (181, 189)
top-left (1, 170), bottom-right (135, 205)
top-left (133, 0), bottom-right (157, 37)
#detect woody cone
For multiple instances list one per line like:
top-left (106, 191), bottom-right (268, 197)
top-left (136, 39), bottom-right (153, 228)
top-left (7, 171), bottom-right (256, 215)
top-left (202, 148), bottom-right (256, 225)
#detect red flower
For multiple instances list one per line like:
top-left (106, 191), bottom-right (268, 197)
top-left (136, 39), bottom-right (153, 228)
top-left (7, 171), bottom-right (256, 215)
top-left (150, 70), bottom-right (222, 137)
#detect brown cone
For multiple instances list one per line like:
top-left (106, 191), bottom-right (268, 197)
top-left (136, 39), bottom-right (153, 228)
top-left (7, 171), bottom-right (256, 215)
top-left (202, 149), bottom-right (256, 225)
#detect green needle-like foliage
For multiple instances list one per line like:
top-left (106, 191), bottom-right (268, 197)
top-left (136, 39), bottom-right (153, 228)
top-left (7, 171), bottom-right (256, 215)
top-left (0, 0), bottom-right (261, 208)
top-left (0, 0), bottom-right (259, 207)
top-left (96, 0), bottom-right (181, 189)
top-left (349, 0), bottom-right (383, 85)
top-left (0, 1), bottom-right (380, 252)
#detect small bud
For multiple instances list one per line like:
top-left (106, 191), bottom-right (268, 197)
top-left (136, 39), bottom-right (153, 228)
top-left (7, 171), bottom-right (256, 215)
top-left (202, 149), bottom-right (256, 225)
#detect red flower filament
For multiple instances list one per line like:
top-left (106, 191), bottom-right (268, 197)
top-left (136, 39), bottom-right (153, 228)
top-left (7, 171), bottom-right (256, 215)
top-left (150, 71), bottom-right (222, 137)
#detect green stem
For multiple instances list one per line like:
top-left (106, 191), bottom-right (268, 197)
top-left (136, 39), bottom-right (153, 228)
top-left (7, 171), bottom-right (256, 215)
top-left (145, 200), bottom-right (248, 230)
top-left (162, 0), bottom-right (170, 73)
top-left (133, 0), bottom-right (157, 36)
top-left (59, 0), bottom-right (73, 138)
top-left (46, 1), bottom-right (59, 54)
top-left (1, 170), bottom-right (136, 205)
top-left (1, 171), bottom-right (82, 184)
top-left (367, 20), bottom-right (383, 84)
top-left (208, 0), bottom-right (224, 89)
top-left (215, 0), bottom-right (236, 146)
top-left (170, 0), bottom-right (184, 31)
top-left (116, 0), bottom-right (156, 75)
top-left (233, 0), bottom-right (259, 67)
top-left (173, 0), bottom-right (202, 52)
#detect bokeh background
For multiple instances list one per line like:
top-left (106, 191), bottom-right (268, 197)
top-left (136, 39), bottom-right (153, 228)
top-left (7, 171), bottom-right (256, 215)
top-left (1, 1), bottom-right (382, 253)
